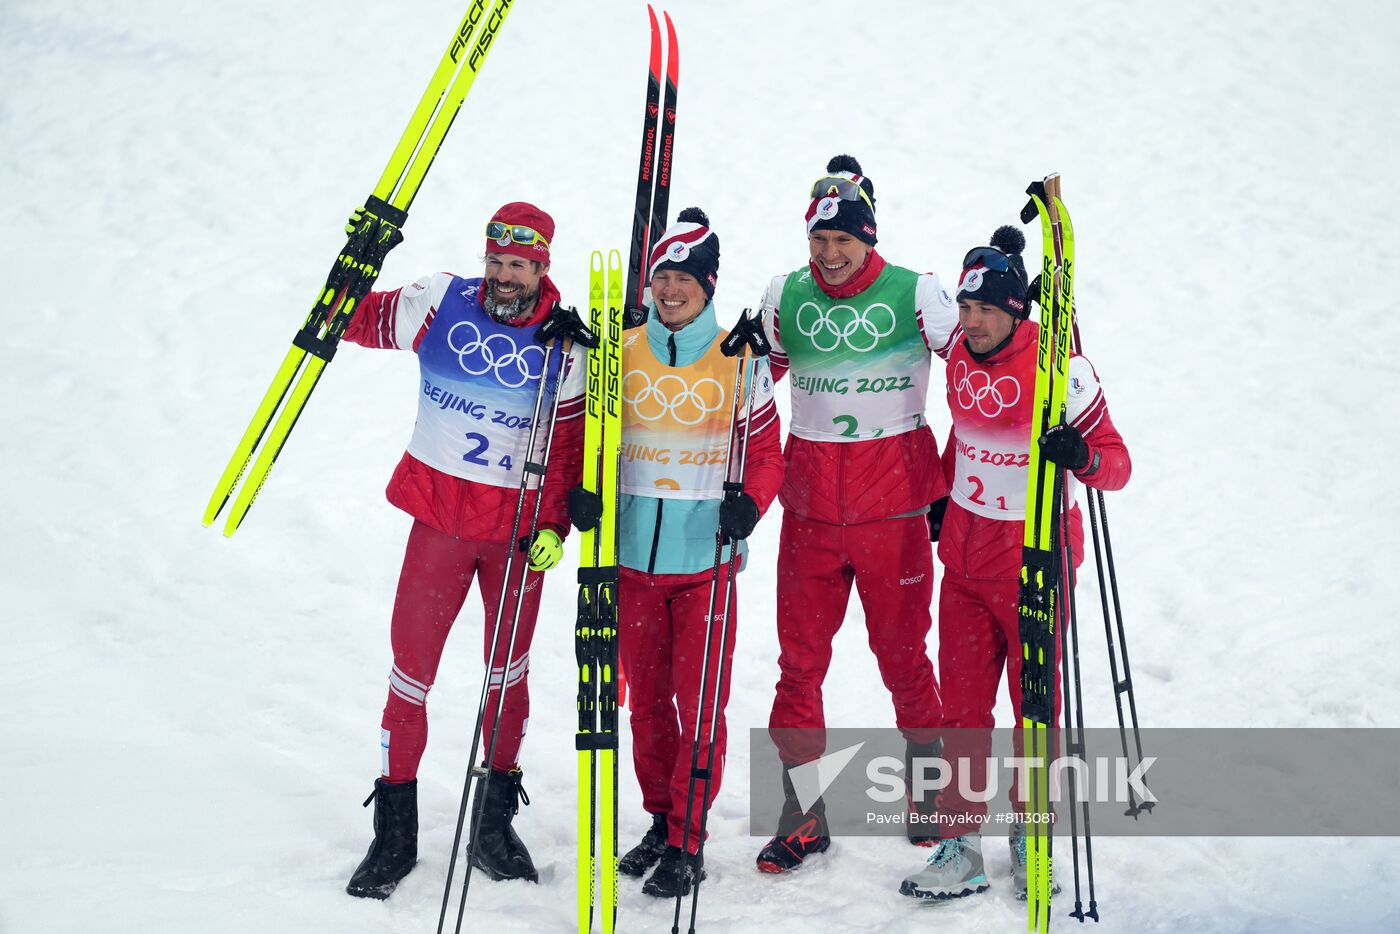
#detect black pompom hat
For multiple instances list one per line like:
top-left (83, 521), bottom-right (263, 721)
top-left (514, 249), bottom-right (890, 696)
top-left (956, 225), bottom-right (1030, 318)
top-left (806, 154), bottom-right (878, 246)
top-left (648, 206), bottom-right (720, 299)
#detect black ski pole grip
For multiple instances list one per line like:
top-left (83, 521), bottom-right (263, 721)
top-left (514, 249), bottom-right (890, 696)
top-left (536, 302), bottom-right (599, 348)
top-left (1021, 178), bottom-right (1050, 224)
top-left (1019, 193), bottom-right (1041, 222)
top-left (721, 308), bottom-right (770, 358)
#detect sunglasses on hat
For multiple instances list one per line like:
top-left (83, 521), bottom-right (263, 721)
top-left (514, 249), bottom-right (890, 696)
top-left (485, 221), bottom-right (550, 249)
top-left (961, 246), bottom-right (1011, 272)
top-left (809, 175), bottom-right (874, 212)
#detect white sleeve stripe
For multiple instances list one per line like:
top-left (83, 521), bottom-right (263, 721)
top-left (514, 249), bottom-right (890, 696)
top-left (380, 292), bottom-right (397, 349)
top-left (737, 402), bottom-right (777, 429)
top-left (936, 325), bottom-right (962, 357)
top-left (746, 399), bottom-right (779, 422)
top-left (742, 409), bottom-right (778, 435)
top-left (1074, 406), bottom-right (1106, 437)
top-left (396, 273), bottom-right (452, 350)
top-left (915, 273), bottom-right (959, 358)
top-left (760, 273), bottom-right (787, 354)
top-left (1070, 392), bottom-right (1107, 433)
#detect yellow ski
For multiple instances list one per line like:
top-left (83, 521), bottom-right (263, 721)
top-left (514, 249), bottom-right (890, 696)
top-left (203, 0), bottom-right (517, 536)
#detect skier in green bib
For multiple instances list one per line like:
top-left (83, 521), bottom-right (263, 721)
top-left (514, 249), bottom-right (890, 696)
top-left (755, 155), bottom-right (961, 872)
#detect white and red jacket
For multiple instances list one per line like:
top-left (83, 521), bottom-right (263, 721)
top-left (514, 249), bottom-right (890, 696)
top-left (343, 272), bottom-right (585, 541)
top-left (759, 251), bottom-right (961, 524)
top-left (939, 322), bottom-right (1130, 579)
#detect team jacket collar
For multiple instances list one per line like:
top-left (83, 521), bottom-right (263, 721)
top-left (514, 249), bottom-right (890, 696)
top-left (809, 249), bottom-right (887, 299)
top-left (644, 301), bottom-right (719, 366)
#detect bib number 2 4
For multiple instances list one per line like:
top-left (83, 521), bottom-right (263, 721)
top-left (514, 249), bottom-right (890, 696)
top-left (463, 432), bottom-right (516, 471)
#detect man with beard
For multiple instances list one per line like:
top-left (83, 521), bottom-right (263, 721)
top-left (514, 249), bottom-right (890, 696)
top-left (337, 202), bottom-right (587, 898)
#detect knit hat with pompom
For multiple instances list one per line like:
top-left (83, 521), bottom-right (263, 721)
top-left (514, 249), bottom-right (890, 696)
top-left (648, 206), bottom-right (721, 298)
top-left (805, 154), bottom-right (878, 246)
top-left (956, 225), bottom-right (1030, 318)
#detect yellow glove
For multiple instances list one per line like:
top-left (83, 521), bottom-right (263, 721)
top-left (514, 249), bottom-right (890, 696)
top-left (527, 529), bottom-right (563, 572)
top-left (345, 206), bottom-right (367, 236)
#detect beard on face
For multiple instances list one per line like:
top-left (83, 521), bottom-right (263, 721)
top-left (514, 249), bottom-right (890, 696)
top-left (482, 276), bottom-right (538, 323)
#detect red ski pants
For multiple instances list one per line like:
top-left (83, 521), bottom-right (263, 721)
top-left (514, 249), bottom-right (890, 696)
top-left (936, 570), bottom-right (1065, 835)
top-left (378, 519), bottom-right (543, 781)
top-left (768, 512), bottom-right (941, 765)
top-left (619, 563), bottom-right (739, 854)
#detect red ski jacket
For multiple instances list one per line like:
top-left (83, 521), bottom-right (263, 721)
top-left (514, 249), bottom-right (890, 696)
top-left (938, 323), bottom-right (1130, 579)
top-left (343, 272), bottom-right (584, 542)
top-left (759, 251), bottom-right (961, 525)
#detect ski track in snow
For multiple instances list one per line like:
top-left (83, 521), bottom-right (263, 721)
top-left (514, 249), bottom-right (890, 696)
top-left (4, 1), bottom-right (1400, 931)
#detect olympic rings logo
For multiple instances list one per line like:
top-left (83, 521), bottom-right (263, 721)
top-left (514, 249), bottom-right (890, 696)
top-left (446, 321), bottom-right (545, 388)
top-left (623, 370), bottom-right (725, 425)
top-left (952, 360), bottom-right (1021, 418)
top-left (794, 301), bottom-right (896, 353)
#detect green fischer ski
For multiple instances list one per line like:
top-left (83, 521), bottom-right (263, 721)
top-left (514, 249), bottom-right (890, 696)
top-left (202, 0), bottom-right (517, 537)
top-left (577, 250), bottom-right (623, 933)
top-left (1017, 174), bottom-right (1075, 933)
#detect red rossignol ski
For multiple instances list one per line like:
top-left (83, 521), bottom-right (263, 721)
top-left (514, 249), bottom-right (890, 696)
top-left (624, 5), bottom-right (679, 329)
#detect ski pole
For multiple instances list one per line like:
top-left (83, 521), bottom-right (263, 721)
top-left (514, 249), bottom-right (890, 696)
top-left (1068, 306), bottom-right (1152, 819)
top-left (1057, 476), bottom-right (1099, 923)
top-left (675, 309), bottom-right (769, 934)
top-left (438, 304), bottom-right (595, 934)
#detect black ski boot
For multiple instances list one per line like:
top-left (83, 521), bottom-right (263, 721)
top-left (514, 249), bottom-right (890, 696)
top-left (755, 766), bottom-right (830, 874)
top-left (619, 812), bottom-right (669, 878)
top-left (906, 738), bottom-right (944, 846)
top-left (469, 767), bottom-right (538, 883)
top-left (346, 778), bottom-right (418, 899)
top-left (642, 845), bottom-right (706, 898)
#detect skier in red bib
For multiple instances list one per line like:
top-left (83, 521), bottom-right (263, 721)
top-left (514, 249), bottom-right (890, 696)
top-left (755, 155), bottom-right (963, 872)
top-left (339, 202), bottom-right (587, 898)
top-left (900, 225), bottom-right (1130, 901)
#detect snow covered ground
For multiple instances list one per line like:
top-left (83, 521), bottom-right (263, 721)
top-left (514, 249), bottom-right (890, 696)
top-left (4, 0), bottom-right (1400, 931)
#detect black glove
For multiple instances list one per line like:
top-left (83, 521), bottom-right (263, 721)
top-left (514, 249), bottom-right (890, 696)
top-left (567, 484), bottom-right (604, 532)
top-left (927, 496), bottom-right (949, 542)
top-left (1039, 423), bottom-right (1090, 471)
top-left (718, 492), bottom-right (760, 542)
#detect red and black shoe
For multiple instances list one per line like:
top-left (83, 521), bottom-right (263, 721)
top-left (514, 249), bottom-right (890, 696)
top-left (756, 766), bottom-right (831, 873)
top-left (755, 814), bottom-right (831, 873)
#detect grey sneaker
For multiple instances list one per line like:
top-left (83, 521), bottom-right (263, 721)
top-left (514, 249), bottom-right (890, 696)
top-left (1010, 827), bottom-right (1061, 901)
top-left (898, 833), bottom-right (989, 900)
